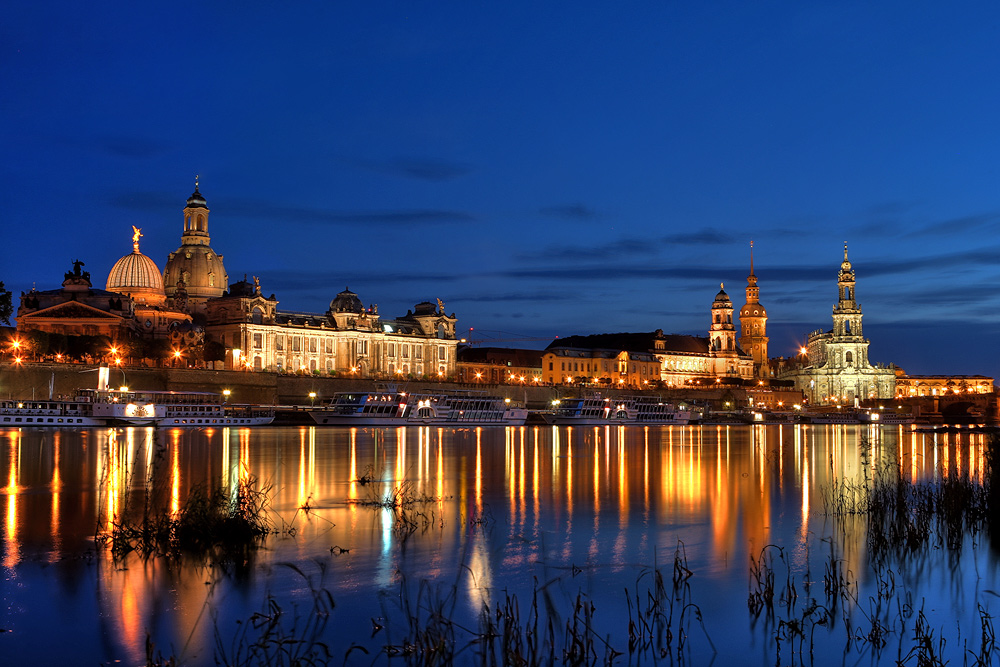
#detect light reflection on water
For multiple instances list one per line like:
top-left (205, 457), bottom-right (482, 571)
top-left (0, 424), bottom-right (995, 665)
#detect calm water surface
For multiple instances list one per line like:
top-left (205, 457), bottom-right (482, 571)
top-left (1, 424), bottom-right (997, 666)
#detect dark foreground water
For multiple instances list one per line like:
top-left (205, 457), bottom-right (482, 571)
top-left (1, 424), bottom-right (997, 666)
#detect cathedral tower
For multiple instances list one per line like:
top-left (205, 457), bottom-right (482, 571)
top-left (833, 243), bottom-right (862, 338)
top-left (163, 179), bottom-right (228, 315)
top-left (710, 284), bottom-right (736, 353)
top-left (738, 242), bottom-right (769, 377)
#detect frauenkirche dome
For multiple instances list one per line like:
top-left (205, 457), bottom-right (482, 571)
top-left (163, 182), bottom-right (228, 313)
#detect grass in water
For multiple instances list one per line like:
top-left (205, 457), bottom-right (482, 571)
top-left (98, 474), bottom-right (273, 563)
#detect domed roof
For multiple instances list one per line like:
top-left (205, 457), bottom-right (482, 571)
top-left (107, 228), bottom-right (166, 306)
top-left (840, 243), bottom-right (853, 272)
top-left (163, 245), bottom-right (227, 301)
top-left (740, 302), bottom-right (768, 318)
top-left (329, 287), bottom-right (363, 313)
top-left (712, 283), bottom-right (731, 306)
top-left (186, 185), bottom-right (208, 209)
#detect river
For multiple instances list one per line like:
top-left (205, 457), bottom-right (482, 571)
top-left (1, 424), bottom-right (996, 665)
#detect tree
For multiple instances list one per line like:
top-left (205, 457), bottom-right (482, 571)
top-left (0, 281), bottom-right (11, 325)
top-left (203, 339), bottom-right (227, 364)
top-left (25, 330), bottom-right (50, 358)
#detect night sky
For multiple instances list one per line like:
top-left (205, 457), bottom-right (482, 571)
top-left (4, 3), bottom-right (1000, 378)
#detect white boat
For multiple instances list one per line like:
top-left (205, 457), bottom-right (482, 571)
top-left (0, 396), bottom-right (111, 427)
top-left (541, 395), bottom-right (697, 426)
top-left (109, 389), bottom-right (275, 427)
top-left (0, 389), bottom-right (274, 428)
top-left (309, 390), bottom-right (528, 426)
top-left (0, 367), bottom-right (274, 428)
top-left (800, 409), bottom-right (917, 425)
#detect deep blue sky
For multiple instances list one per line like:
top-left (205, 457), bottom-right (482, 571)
top-left (4, 2), bottom-right (1000, 377)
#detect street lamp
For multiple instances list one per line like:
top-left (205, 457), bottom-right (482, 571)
top-left (309, 391), bottom-right (316, 407)
top-left (223, 389), bottom-right (231, 403)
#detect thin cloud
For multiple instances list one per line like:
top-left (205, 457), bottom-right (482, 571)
top-left (662, 228), bottom-right (732, 245)
top-left (111, 192), bottom-right (475, 225)
top-left (352, 157), bottom-right (473, 181)
top-left (449, 292), bottom-right (567, 303)
top-left (100, 135), bottom-right (173, 159)
top-left (517, 237), bottom-right (655, 262)
top-left (907, 212), bottom-right (1000, 238)
top-left (261, 268), bottom-right (460, 290)
top-left (864, 200), bottom-right (920, 218)
top-left (539, 204), bottom-right (598, 220)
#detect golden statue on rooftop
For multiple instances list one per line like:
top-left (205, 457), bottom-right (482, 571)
top-left (132, 225), bottom-right (142, 251)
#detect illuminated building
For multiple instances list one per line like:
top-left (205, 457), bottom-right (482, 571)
top-left (162, 182), bottom-right (228, 314)
top-left (542, 342), bottom-right (661, 387)
top-left (205, 279), bottom-right (459, 376)
top-left (779, 244), bottom-right (896, 402)
top-left (708, 284), bottom-right (754, 378)
top-left (456, 347), bottom-right (543, 384)
top-left (894, 373), bottom-right (994, 397)
top-left (106, 226), bottom-right (193, 338)
top-left (738, 243), bottom-right (769, 378)
top-left (16, 260), bottom-right (134, 340)
top-left (542, 290), bottom-right (755, 388)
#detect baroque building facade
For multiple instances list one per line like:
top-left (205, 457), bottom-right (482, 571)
top-left (15, 183), bottom-right (461, 376)
top-left (541, 285), bottom-right (754, 387)
top-left (165, 183), bottom-right (461, 377)
top-left (17, 260), bottom-right (135, 341)
top-left (204, 278), bottom-right (459, 377)
top-left (778, 245), bottom-right (895, 403)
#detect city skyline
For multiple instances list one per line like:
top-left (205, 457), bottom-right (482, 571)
top-left (5, 3), bottom-right (1000, 378)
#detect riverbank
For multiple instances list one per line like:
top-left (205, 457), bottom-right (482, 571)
top-left (0, 361), bottom-right (797, 411)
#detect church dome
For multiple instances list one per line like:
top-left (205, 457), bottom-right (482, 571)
top-left (329, 288), bottom-right (363, 313)
top-left (712, 284), bottom-right (731, 306)
top-left (107, 228), bottom-right (166, 306)
top-left (163, 246), bottom-right (227, 301)
top-left (740, 302), bottom-right (767, 318)
top-left (186, 186), bottom-right (208, 209)
top-left (163, 183), bottom-right (228, 309)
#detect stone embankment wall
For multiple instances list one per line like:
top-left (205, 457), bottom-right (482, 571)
top-left (0, 362), bottom-right (777, 410)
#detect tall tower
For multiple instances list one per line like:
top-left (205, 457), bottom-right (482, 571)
top-left (710, 284), bottom-right (736, 353)
top-left (833, 242), bottom-right (862, 338)
top-left (163, 178), bottom-right (229, 315)
top-left (739, 242), bottom-right (769, 377)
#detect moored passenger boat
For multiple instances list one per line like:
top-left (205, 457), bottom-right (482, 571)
top-left (309, 390), bottom-right (527, 426)
top-left (540, 394), bottom-right (696, 426)
top-left (1, 366), bottom-right (274, 428)
top-left (0, 388), bottom-right (275, 428)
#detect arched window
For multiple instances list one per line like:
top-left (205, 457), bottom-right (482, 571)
top-left (252, 307), bottom-right (263, 325)
top-left (845, 320), bottom-right (851, 334)
top-left (846, 351), bottom-right (853, 366)
top-left (714, 314), bottom-right (720, 323)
